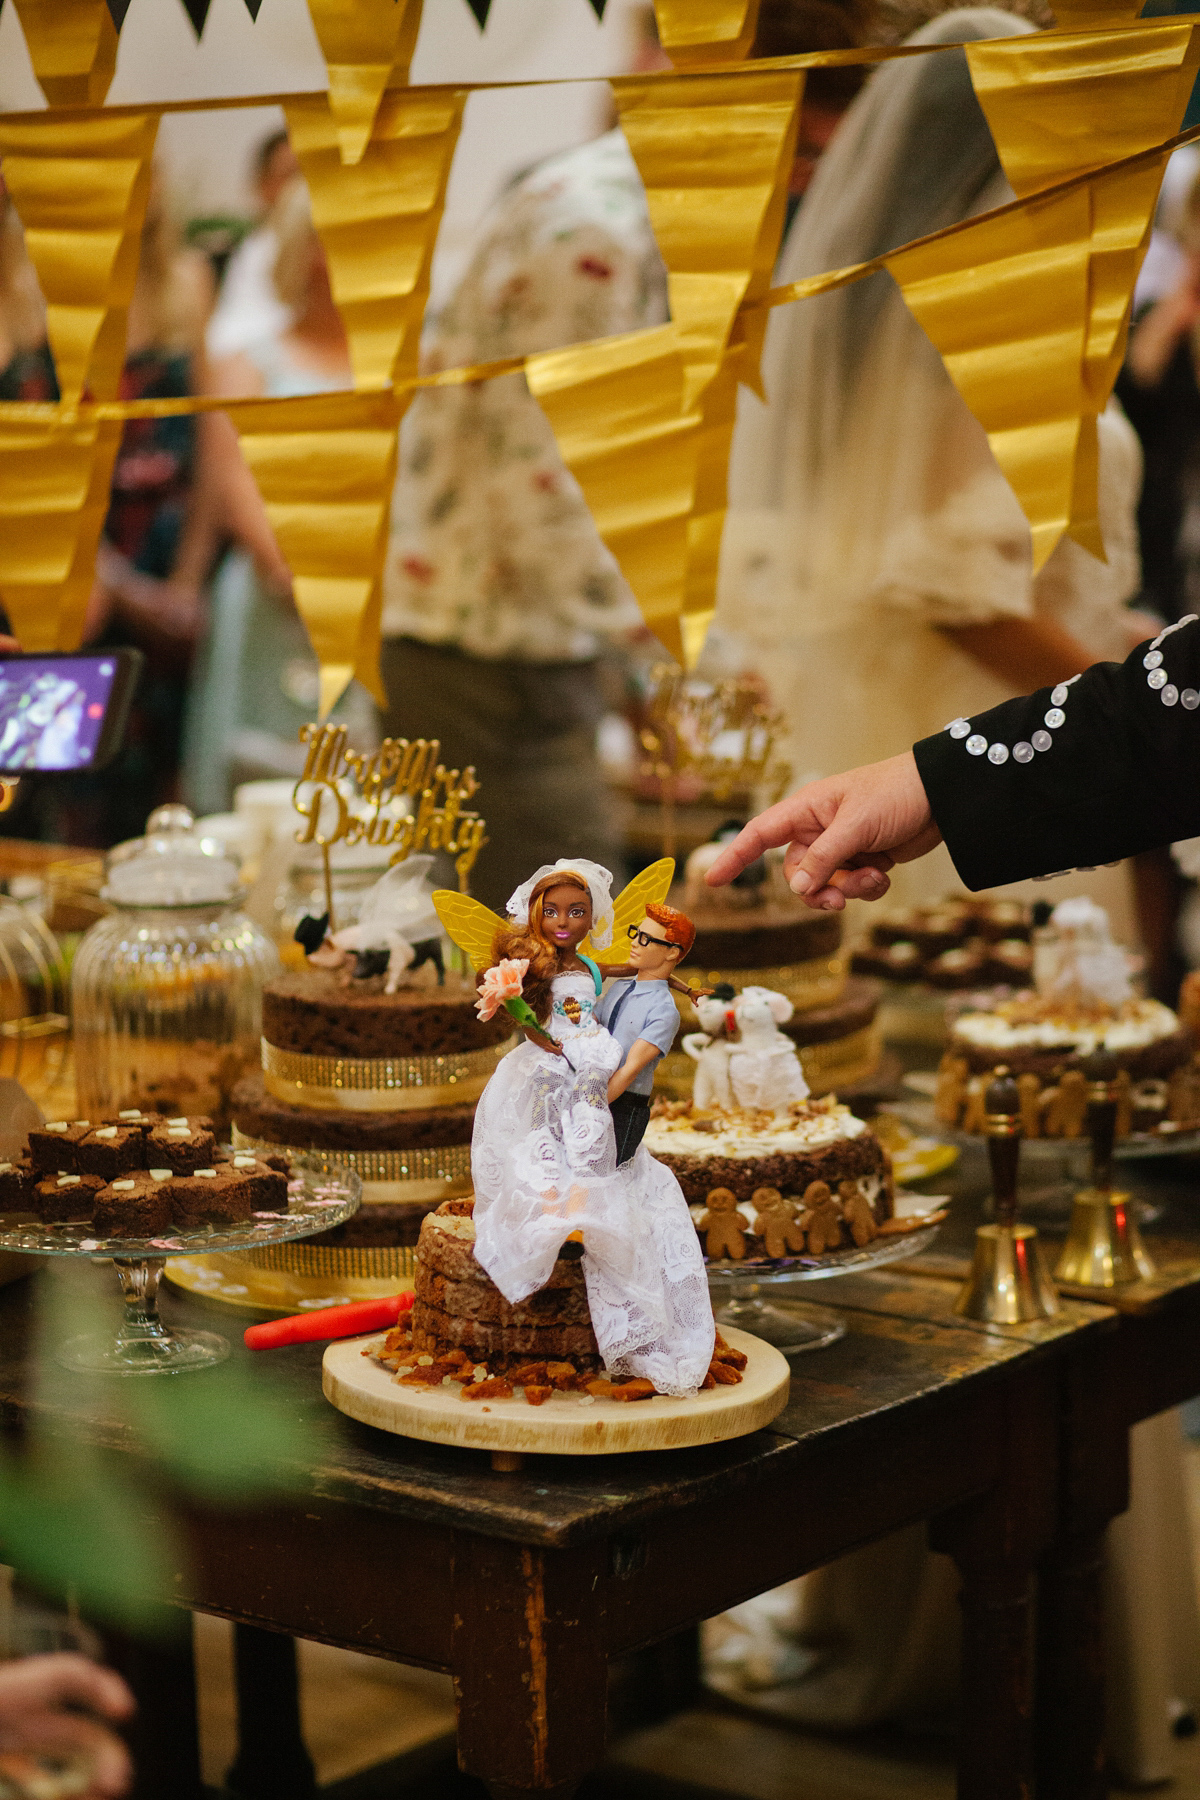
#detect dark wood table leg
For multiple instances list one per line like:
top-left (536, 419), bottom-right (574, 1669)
top-left (102, 1604), bottom-right (203, 1800)
top-left (225, 1623), bottom-right (316, 1800)
top-left (1035, 1334), bottom-right (1130, 1800)
top-left (452, 1536), bottom-right (608, 1799)
top-left (931, 1363), bottom-right (1059, 1800)
top-left (1036, 1526), bottom-right (1109, 1800)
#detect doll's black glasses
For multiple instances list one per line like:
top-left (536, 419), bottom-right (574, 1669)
top-left (627, 926), bottom-right (674, 950)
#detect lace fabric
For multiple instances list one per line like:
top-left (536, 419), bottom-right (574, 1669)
top-left (471, 973), bottom-right (715, 1394)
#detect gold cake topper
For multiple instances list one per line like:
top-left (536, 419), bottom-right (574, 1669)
top-left (637, 666), bottom-right (791, 858)
top-left (292, 723), bottom-right (487, 918)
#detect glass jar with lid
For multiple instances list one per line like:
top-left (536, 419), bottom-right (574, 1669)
top-left (71, 805), bottom-right (281, 1132)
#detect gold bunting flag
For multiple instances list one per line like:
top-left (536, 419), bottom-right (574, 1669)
top-left (613, 67), bottom-right (804, 406)
top-left (0, 418), bottom-right (120, 650)
top-left (527, 326), bottom-right (703, 665)
top-left (284, 86), bottom-right (466, 391)
top-left (232, 390), bottom-right (403, 718)
top-left (0, 113), bottom-right (159, 405)
top-left (888, 181), bottom-right (1093, 574)
top-left (1047, 0), bottom-right (1143, 35)
top-left (653, 0), bottom-right (762, 65)
top-left (967, 19), bottom-right (1200, 196)
top-left (966, 22), bottom-right (1200, 556)
top-left (11, 0), bottom-right (119, 108)
top-left (305, 0), bottom-right (425, 166)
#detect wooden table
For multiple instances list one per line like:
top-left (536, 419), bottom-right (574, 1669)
top-left (0, 1253), bottom-right (1114, 1800)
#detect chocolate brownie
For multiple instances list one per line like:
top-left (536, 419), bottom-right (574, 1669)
top-left (147, 1123), bottom-right (217, 1175)
top-left (76, 1125), bottom-right (145, 1180)
top-left (28, 1122), bottom-right (93, 1174)
top-left (33, 1172), bottom-right (104, 1222)
top-left (163, 1114), bottom-right (214, 1133)
top-left (169, 1166), bottom-right (253, 1227)
top-left (0, 1156), bottom-right (35, 1211)
top-left (94, 1172), bottom-right (173, 1237)
top-left (261, 969), bottom-right (512, 1060)
top-left (225, 1154), bottom-right (288, 1210)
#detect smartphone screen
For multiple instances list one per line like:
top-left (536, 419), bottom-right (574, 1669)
top-left (0, 651), bottom-right (142, 773)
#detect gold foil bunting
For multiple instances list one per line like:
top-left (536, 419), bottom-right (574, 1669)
top-left (0, 113), bottom-right (159, 404)
top-left (231, 390), bottom-right (404, 718)
top-left (527, 325), bottom-right (702, 666)
top-left (304, 0), bottom-right (426, 165)
top-left (888, 181), bottom-right (1092, 573)
top-left (11, 0), bottom-right (119, 108)
top-left (613, 67), bottom-right (804, 406)
top-left (653, 0), bottom-right (762, 65)
top-left (0, 417), bottom-right (120, 650)
top-left (284, 86), bottom-right (465, 391)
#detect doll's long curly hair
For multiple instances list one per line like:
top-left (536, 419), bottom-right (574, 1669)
top-left (490, 871), bottom-right (593, 1025)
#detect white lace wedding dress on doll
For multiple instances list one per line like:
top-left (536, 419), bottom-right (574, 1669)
top-left (470, 970), bottom-right (714, 1396)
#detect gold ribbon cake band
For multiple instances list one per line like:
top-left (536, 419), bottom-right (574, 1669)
top-left (260, 1035), bottom-right (513, 1112)
top-left (232, 1126), bottom-right (474, 1203)
top-left (224, 1243), bottom-right (418, 1282)
top-left (797, 1025), bottom-right (882, 1093)
top-left (673, 955), bottom-right (849, 1028)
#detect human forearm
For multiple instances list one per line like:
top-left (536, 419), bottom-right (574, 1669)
top-left (939, 615), bottom-right (1095, 690)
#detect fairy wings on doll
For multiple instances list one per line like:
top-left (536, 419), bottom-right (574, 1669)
top-left (432, 858), bottom-right (676, 976)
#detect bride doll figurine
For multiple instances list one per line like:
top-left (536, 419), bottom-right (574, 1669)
top-left (435, 858), bottom-right (715, 1396)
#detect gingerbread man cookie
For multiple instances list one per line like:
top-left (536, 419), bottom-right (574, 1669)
top-left (750, 1185), bottom-right (806, 1259)
top-left (838, 1179), bottom-right (878, 1249)
top-left (700, 1187), bottom-right (747, 1260)
top-left (800, 1179), bottom-right (844, 1255)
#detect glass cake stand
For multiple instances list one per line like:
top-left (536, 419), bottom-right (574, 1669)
top-left (0, 1155), bottom-right (360, 1376)
top-left (707, 1219), bottom-right (941, 1355)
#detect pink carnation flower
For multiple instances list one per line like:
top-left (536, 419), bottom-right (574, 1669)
top-left (476, 957), bottom-right (529, 1021)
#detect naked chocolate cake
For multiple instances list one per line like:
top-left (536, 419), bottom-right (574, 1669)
top-left (376, 1199), bottom-right (747, 1403)
top-left (643, 1097), bottom-right (899, 1264)
top-left (230, 965), bottom-right (514, 1247)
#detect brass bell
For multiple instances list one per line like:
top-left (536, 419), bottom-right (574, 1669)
top-left (1054, 1051), bottom-right (1154, 1288)
top-left (956, 1068), bottom-right (1060, 1323)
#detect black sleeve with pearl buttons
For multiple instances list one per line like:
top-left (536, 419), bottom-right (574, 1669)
top-left (912, 617), bottom-right (1200, 891)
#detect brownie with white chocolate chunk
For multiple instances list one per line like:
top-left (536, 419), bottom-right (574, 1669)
top-left (33, 1171), bottom-right (105, 1222)
top-left (147, 1122), bottom-right (217, 1174)
top-left (0, 1155), bottom-right (35, 1211)
top-left (169, 1165), bottom-right (253, 1227)
top-left (94, 1170), bottom-right (174, 1236)
top-left (28, 1122), bottom-right (93, 1174)
top-left (76, 1125), bottom-right (145, 1180)
top-left (225, 1153), bottom-right (288, 1210)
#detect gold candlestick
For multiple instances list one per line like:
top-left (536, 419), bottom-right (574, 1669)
top-left (956, 1068), bottom-right (1060, 1323)
top-left (1054, 1051), bottom-right (1155, 1288)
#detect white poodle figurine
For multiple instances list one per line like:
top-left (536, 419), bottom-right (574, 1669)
top-left (727, 985), bottom-right (810, 1116)
top-left (311, 856), bottom-right (444, 992)
top-left (682, 995), bottom-right (737, 1111)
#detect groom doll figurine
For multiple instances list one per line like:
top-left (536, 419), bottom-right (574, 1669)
top-left (596, 902), bottom-right (698, 1165)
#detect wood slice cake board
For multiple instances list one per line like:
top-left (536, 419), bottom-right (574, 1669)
top-left (322, 1326), bottom-right (789, 1458)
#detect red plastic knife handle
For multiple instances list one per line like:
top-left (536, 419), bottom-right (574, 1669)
top-left (244, 1290), bottom-right (413, 1350)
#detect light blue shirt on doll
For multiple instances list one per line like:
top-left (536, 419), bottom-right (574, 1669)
top-left (593, 977), bottom-right (680, 1096)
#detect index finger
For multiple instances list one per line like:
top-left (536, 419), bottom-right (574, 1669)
top-left (704, 801), bottom-right (808, 887)
top-left (0, 1656), bottom-right (135, 1723)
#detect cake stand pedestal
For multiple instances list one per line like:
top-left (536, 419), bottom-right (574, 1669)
top-left (322, 1325), bottom-right (789, 1467)
top-left (0, 1156), bottom-right (360, 1375)
top-left (707, 1222), bottom-right (941, 1355)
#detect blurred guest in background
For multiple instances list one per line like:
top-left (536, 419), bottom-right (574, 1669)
top-left (182, 176), bottom-right (375, 816)
top-left (713, 7), bottom-right (1154, 936)
top-left (0, 176), bottom-right (214, 846)
top-left (381, 0), bottom-right (868, 911)
top-left (1118, 160), bottom-right (1200, 628)
top-left (205, 128), bottom-right (299, 363)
